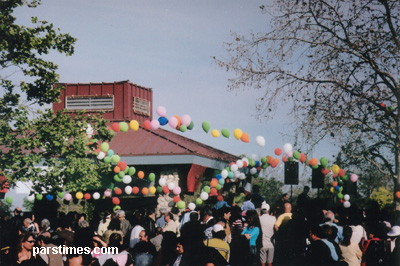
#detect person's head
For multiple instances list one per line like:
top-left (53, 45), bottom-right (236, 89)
top-left (117, 210), bottom-right (125, 222)
top-left (212, 224), bottom-right (226, 240)
top-left (139, 230), bottom-right (148, 242)
top-left (108, 218), bottom-right (121, 231)
top-left (219, 206), bottom-right (231, 221)
top-left (281, 193), bottom-right (289, 201)
top-left (41, 218), bottom-right (50, 229)
top-left (309, 225), bottom-right (321, 241)
top-left (341, 226), bottom-right (353, 246)
top-left (108, 233), bottom-right (123, 251)
top-left (261, 202), bottom-right (270, 215)
top-left (164, 212), bottom-right (173, 223)
top-left (246, 210), bottom-right (260, 228)
top-left (102, 211), bottom-right (111, 223)
top-left (324, 210), bottom-right (335, 223)
top-left (303, 186), bottom-right (310, 193)
top-left (176, 239), bottom-right (184, 255)
top-left (189, 212), bottom-right (199, 222)
top-left (284, 202), bottom-right (292, 213)
top-left (67, 254), bottom-right (92, 266)
top-left (147, 209), bottom-right (155, 218)
top-left (18, 232), bottom-right (36, 253)
top-left (320, 224), bottom-right (333, 240)
top-left (78, 213), bottom-right (86, 222)
top-left (36, 234), bottom-right (51, 247)
top-left (201, 207), bottom-right (213, 222)
top-left (23, 218), bottom-right (32, 229)
top-left (14, 207), bottom-right (22, 216)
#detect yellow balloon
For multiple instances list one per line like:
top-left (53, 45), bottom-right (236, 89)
top-left (233, 128), bottom-right (243, 140)
top-left (211, 129), bottom-right (220, 138)
top-left (149, 186), bottom-right (156, 194)
top-left (330, 187), bottom-right (335, 193)
top-left (130, 120), bottom-right (139, 131)
top-left (76, 192), bottom-right (83, 200)
top-left (332, 164), bottom-right (340, 175)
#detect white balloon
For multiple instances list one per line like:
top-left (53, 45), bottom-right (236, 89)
top-left (97, 151), bottom-right (106, 160)
top-left (343, 201), bottom-right (351, 208)
top-left (234, 171), bottom-right (241, 178)
top-left (93, 192), bottom-right (101, 200)
top-left (200, 192), bottom-right (209, 201)
top-left (236, 160), bottom-right (244, 168)
top-left (231, 164), bottom-right (238, 172)
top-left (27, 194), bottom-right (35, 202)
top-left (239, 173), bottom-right (246, 180)
top-left (221, 169), bottom-right (228, 179)
top-left (168, 182), bottom-right (175, 190)
top-left (251, 154), bottom-right (260, 161)
top-left (250, 167), bottom-right (257, 175)
top-left (283, 143), bottom-right (293, 154)
top-left (255, 136), bottom-right (265, 147)
top-left (125, 186), bottom-right (132, 195)
top-left (188, 202), bottom-right (196, 211)
top-left (158, 178), bottom-right (166, 186)
top-left (122, 175), bottom-right (132, 184)
top-left (344, 194), bottom-right (350, 201)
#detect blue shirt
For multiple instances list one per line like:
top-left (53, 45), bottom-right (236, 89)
top-left (241, 226), bottom-right (260, 246)
top-left (241, 200), bottom-right (255, 211)
top-left (214, 201), bottom-right (230, 210)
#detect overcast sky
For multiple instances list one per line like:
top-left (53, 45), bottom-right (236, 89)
top-left (6, 0), bottom-right (340, 206)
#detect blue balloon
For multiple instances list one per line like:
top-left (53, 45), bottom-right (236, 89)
top-left (334, 186), bottom-right (341, 191)
top-left (216, 174), bottom-right (222, 180)
top-left (228, 171), bottom-right (234, 179)
top-left (107, 149), bottom-right (114, 157)
top-left (158, 117), bottom-right (168, 126)
top-left (255, 161), bottom-right (261, 167)
top-left (46, 194), bottom-right (54, 201)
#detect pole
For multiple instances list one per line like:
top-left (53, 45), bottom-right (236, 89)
top-left (290, 184), bottom-right (293, 203)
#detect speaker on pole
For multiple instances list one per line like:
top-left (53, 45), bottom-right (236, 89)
top-left (312, 166), bottom-right (325, 189)
top-left (284, 161), bottom-right (299, 185)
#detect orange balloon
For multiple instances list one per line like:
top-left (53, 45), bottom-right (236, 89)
top-left (309, 158), bottom-right (318, 166)
top-left (332, 181), bottom-right (338, 187)
top-left (210, 179), bottom-right (218, 187)
top-left (267, 156), bottom-right (273, 164)
top-left (273, 158), bottom-right (279, 165)
top-left (395, 191), bottom-right (400, 199)
top-left (138, 171), bottom-right (144, 179)
top-left (142, 187), bottom-right (149, 195)
top-left (114, 166), bottom-right (120, 173)
top-left (240, 133), bottom-right (250, 143)
top-left (174, 115), bottom-right (181, 129)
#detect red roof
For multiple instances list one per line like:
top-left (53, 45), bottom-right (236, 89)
top-left (109, 127), bottom-right (239, 163)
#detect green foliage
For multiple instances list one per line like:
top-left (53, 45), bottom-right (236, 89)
top-left (23, 197), bottom-right (34, 212)
top-left (254, 177), bottom-right (283, 205)
top-left (370, 187), bottom-right (393, 209)
top-left (0, 1), bottom-right (114, 193)
top-left (0, 200), bottom-right (12, 217)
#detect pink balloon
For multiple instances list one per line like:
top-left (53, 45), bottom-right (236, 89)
top-left (150, 119), bottom-right (160, 130)
top-left (64, 193), bottom-right (72, 201)
top-left (181, 114), bottom-right (191, 126)
top-left (350, 174), bottom-right (358, 182)
top-left (104, 189), bottom-right (112, 197)
top-left (173, 186), bottom-right (181, 195)
top-left (156, 106), bottom-right (167, 117)
top-left (169, 117), bottom-right (178, 129)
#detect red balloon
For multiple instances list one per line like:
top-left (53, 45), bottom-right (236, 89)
top-left (282, 157), bottom-right (288, 163)
top-left (338, 169), bottom-right (345, 177)
top-left (111, 123), bottom-right (120, 132)
top-left (162, 186), bottom-right (169, 194)
top-left (112, 197), bottom-right (120, 205)
top-left (210, 188), bottom-right (218, 196)
top-left (114, 188), bottom-right (122, 195)
top-left (143, 120), bottom-right (151, 130)
top-left (132, 187), bottom-right (139, 194)
top-left (395, 191), bottom-right (400, 199)
top-left (274, 148), bottom-right (282, 156)
top-left (242, 161), bottom-right (248, 167)
top-left (321, 168), bottom-right (330, 175)
top-left (217, 195), bottom-right (223, 201)
top-left (299, 153), bottom-right (306, 163)
top-left (267, 156), bottom-right (273, 164)
top-left (173, 196), bottom-right (181, 203)
top-left (84, 193), bottom-right (91, 200)
top-left (117, 161), bottom-right (127, 171)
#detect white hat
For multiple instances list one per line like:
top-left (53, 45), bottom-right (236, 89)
top-left (387, 225), bottom-right (400, 237)
top-left (212, 224), bottom-right (224, 233)
top-left (261, 201), bottom-right (270, 212)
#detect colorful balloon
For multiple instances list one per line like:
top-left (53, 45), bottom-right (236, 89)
top-left (202, 121), bottom-right (211, 133)
top-left (240, 133), bottom-right (250, 143)
top-left (179, 125), bottom-right (187, 132)
top-left (169, 116), bottom-right (178, 129)
top-left (143, 120), bottom-right (151, 130)
top-left (5, 196), bottom-right (13, 204)
top-left (111, 123), bottom-right (120, 132)
top-left (188, 202), bottom-right (196, 211)
top-left (187, 121), bottom-right (194, 130)
top-left (100, 142), bottom-right (109, 152)
top-left (221, 128), bottom-right (230, 138)
top-left (200, 192), bottom-right (209, 200)
top-left (119, 122), bottom-right (129, 132)
top-left (274, 148), bottom-right (282, 156)
top-left (112, 197), bottom-right (120, 205)
top-left (138, 171), bottom-right (145, 179)
top-left (148, 173), bottom-right (156, 182)
top-left (130, 120), bottom-right (139, 131)
top-left (125, 186), bottom-right (132, 195)
top-left (255, 136), bottom-right (265, 147)
top-left (142, 187), bottom-right (149, 195)
top-left (76, 192), bottom-right (83, 200)
top-left (233, 129), bottom-right (242, 140)
top-left (156, 106), bottom-right (167, 117)
top-left (177, 201), bottom-right (186, 209)
top-left (93, 192), bottom-right (101, 200)
top-left (149, 186), bottom-right (156, 194)
top-left (84, 193), bottom-right (91, 200)
top-left (283, 143), bottom-right (293, 154)
top-left (150, 119), bottom-right (160, 130)
top-left (158, 117), bottom-right (168, 126)
top-left (181, 114), bottom-right (191, 126)
top-left (63, 193), bottom-right (71, 201)
top-left (350, 174), bottom-right (358, 182)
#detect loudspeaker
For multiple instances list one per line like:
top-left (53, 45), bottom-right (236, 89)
top-left (312, 166), bottom-right (325, 189)
top-left (284, 161), bottom-right (299, 185)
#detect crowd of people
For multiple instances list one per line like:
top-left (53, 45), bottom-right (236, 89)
top-left (0, 185), bottom-right (399, 266)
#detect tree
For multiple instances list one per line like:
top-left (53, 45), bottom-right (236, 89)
top-left (253, 177), bottom-right (283, 206)
top-left (0, 0), bottom-right (113, 193)
top-left (216, 0), bottom-right (400, 212)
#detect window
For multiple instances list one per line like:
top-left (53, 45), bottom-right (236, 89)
top-left (133, 97), bottom-right (150, 116)
top-left (66, 96), bottom-right (114, 110)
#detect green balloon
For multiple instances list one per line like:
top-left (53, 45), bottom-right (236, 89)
top-left (128, 167), bottom-right (136, 176)
top-left (202, 121), bottom-right (210, 133)
top-left (104, 156), bottom-right (112, 163)
top-left (288, 156), bottom-right (294, 161)
top-left (262, 164), bottom-right (269, 169)
top-left (195, 198), bottom-right (203, 205)
top-left (36, 194), bottom-right (43, 200)
top-left (342, 175), bottom-right (349, 181)
top-left (337, 193), bottom-right (344, 199)
top-left (119, 122), bottom-right (129, 132)
top-left (261, 157), bottom-right (267, 163)
top-left (221, 128), bottom-right (230, 138)
top-left (156, 186), bottom-right (163, 193)
top-left (203, 186), bottom-right (211, 193)
top-left (100, 142), bottom-right (109, 152)
top-left (311, 164), bottom-right (319, 169)
top-left (320, 157), bottom-right (329, 168)
top-left (219, 179), bottom-right (225, 185)
top-left (113, 205), bottom-right (121, 212)
top-left (114, 175), bottom-right (123, 182)
top-left (57, 192), bottom-right (65, 199)
top-left (118, 171), bottom-right (125, 178)
top-left (293, 151), bottom-right (300, 160)
top-left (149, 173), bottom-right (156, 182)
top-left (179, 125), bottom-right (187, 132)
top-left (123, 167), bottom-right (130, 174)
top-left (111, 155), bottom-right (120, 163)
top-left (5, 196), bottom-right (13, 204)
top-left (187, 121), bottom-right (194, 130)
top-left (177, 201), bottom-right (186, 209)
top-left (249, 160), bottom-right (255, 167)
top-left (216, 184), bottom-right (222, 190)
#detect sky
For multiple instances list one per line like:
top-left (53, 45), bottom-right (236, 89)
top-left (5, 0), bottom-right (340, 208)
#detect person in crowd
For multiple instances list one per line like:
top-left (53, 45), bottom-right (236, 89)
top-left (229, 205), bottom-right (245, 266)
top-left (321, 210), bottom-right (344, 243)
top-left (259, 202), bottom-right (276, 266)
top-left (129, 223), bottom-right (145, 249)
top-left (204, 223), bottom-right (230, 262)
top-left (274, 193), bottom-right (289, 216)
top-left (241, 209), bottom-right (261, 266)
top-left (241, 194), bottom-right (255, 211)
top-left (214, 196), bottom-right (230, 210)
top-left (296, 186), bottom-right (310, 213)
top-left (306, 225), bottom-right (339, 266)
top-left (95, 233), bottom-right (134, 266)
top-left (39, 218), bottom-right (53, 235)
top-left (349, 214), bottom-right (367, 246)
top-left (131, 230), bottom-right (157, 266)
top-left (156, 207), bottom-right (167, 228)
top-left (14, 232), bottom-right (47, 265)
top-left (10, 207), bottom-right (24, 234)
top-left (91, 235), bottom-right (108, 260)
top-left (142, 209), bottom-right (157, 239)
top-left (201, 207), bottom-right (215, 240)
top-left (150, 228), bottom-right (164, 253)
top-left (66, 254), bottom-right (92, 266)
top-left (179, 208), bottom-right (197, 230)
top-left (172, 238), bottom-right (184, 266)
top-left (117, 210), bottom-right (132, 238)
top-left (251, 185), bottom-right (264, 210)
top-left (274, 202), bottom-right (292, 231)
top-left (97, 211), bottom-right (111, 237)
top-left (386, 225), bottom-right (400, 265)
top-left (339, 226), bottom-right (362, 266)
top-left (361, 223), bottom-right (387, 265)
top-left (217, 206), bottom-right (232, 243)
top-left (103, 218), bottom-right (124, 245)
top-left (232, 187), bottom-right (246, 207)
top-left (21, 218), bottom-right (37, 234)
top-left (163, 212), bottom-right (179, 234)
top-left (36, 233), bottom-right (64, 266)
top-left (156, 231), bottom-right (178, 266)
